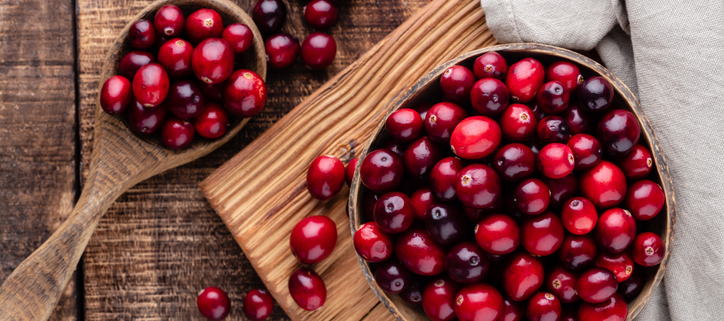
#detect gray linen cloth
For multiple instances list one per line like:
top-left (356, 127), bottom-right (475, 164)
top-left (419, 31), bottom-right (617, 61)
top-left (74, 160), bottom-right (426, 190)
top-left (479, 0), bottom-right (724, 319)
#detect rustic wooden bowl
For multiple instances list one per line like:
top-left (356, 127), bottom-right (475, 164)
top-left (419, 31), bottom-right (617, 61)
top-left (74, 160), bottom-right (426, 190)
top-left (348, 43), bottom-right (675, 321)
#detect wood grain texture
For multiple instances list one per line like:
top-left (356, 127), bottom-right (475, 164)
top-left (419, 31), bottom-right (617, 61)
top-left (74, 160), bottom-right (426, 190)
top-left (200, 0), bottom-right (496, 320)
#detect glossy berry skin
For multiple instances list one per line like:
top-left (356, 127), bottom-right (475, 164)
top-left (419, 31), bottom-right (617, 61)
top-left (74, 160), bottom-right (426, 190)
top-left (562, 102), bottom-right (593, 135)
top-left (400, 277), bottom-right (425, 304)
top-left (580, 160), bottom-right (627, 208)
top-left (119, 51), bottom-right (155, 80)
top-left (360, 149), bottom-right (404, 193)
top-left (526, 292), bottom-right (561, 321)
top-left (345, 158), bottom-right (358, 185)
top-left (503, 252), bottom-right (544, 301)
top-left (537, 80), bottom-right (569, 114)
top-left (395, 228), bottom-right (446, 276)
top-left (537, 115), bottom-right (570, 145)
top-left (166, 80), bottom-right (205, 119)
top-left (197, 287), bottom-right (230, 320)
top-left (354, 222), bottom-right (393, 262)
top-left (568, 133), bottom-right (603, 170)
top-left (374, 192), bottom-right (415, 234)
top-left (547, 61), bottom-right (583, 93)
top-left (597, 109), bottom-right (641, 158)
top-left (440, 65), bottom-right (475, 104)
top-left (128, 19), bottom-right (156, 49)
top-left (306, 155), bottom-right (345, 200)
top-left (193, 102), bottom-right (228, 139)
top-left (288, 267), bottom-right (326, 311)
top-left (558, 233), bottom-right (597, 270)
top-left (242, 289), bottom-right (273, 321)
top-left (301, 32), bottom-right (336, 70)
top-left (454, 283), bottom-right (504, 321)
top-left (158, 39), bottom-right (194, 79)
top-left (133, 63), bottom-right (169, 108)
top-left (290, 216), bottom-right (337, 264)
top-left (411, 188), bottom-right (437, 220)
top-left (450, 116), bottom-right (502, 160)
top-left (617, 144), bottom-right (653, 180)
top-left (505, 58), bottom-right (545, 103)
top-left (192, 38), bottom-right (234, 84)
top-left (403, 136), bottom-right (444, 180)
top-left (542, 173), bottom-right (578, 209)
top-left (219, 24), bottom-right (253, 54)
top-left (631, 232), bottom-right (665, 267)
top-left (501, 298), bottom-right (525, 321)
top-left (521, 211), bottom-right (564, 256)
top-left (445, 242), bottom-right (489, 284)
top-left (493, 143), bottom-right (535, 182)
top-left (252, 0), bottom-right (287, 34)
top-left (470, 78), bottom-right (509, 116)
top-left (578, 76), bottom-right (614, 113)
top-left (499, 104), bottom-right (537, 142)
top-left (561, 197), bottom-right (597, 235)
top-left (624, 180), bottom-right (665, 221)
top-left (265, 33), bottom-right (300, 68)
top-left (382, 140), bottom-right (406, 158)
top-left (127, 99), bottom-right (167, 134)
top-left (577, 267), bottom-right (618, 303)
top-left (154, 5), bottom-right (184, 37)
top-left (375, 259), bottom-right (412, 294)
top-left (186, 9), bottom-right (223, 44)
top-left (456, 164), bottom-right (502, 209)
top-left (161, 118), bottom-right (194, 150)
top-left (514, 178), bottom-right (550, 215)
top-left (425, 102), bottom-right (468, 144)
top-left (425, 203), bottom-right (467, 245)
top-left (386, 108), bottom-right (423, 142)
top-left (474, 213), bottom-right (520, 255)
top-left (537, 143), bottom-right (575, 179)
top-left (595, 208), bottom-right (636, 254)
top-left (618, 269), bottom-right (645, 300)
top-left (100, 76), bottom-right (132, 115)
top-left (223, 70), bottom-right (267, 118)
top-left (595, 252), bottom-right (634, 282)
top-left (545, 265), bottom-right (579, 303)
top-left (422, 277), bottom-right (460, 321)
top-left (304, 0), bottom-right (338, 29)
top-left (430, 157), bottom-right (464, 201)
top-left (578, 293), bottom-right (628, 321)
top-left (473, 51), bottom-right (507, 80)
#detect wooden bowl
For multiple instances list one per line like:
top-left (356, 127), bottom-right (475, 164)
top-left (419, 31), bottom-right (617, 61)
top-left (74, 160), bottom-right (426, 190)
top-left (348, 43), bottom-right (675, 321)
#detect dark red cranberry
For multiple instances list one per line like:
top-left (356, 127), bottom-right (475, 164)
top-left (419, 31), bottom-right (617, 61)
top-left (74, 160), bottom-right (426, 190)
top-left (631, 232), bottom-right (665, 267)
top-left (506, 58), bottom-right (545, 103)
top-left (445, 242), bottom-right (489, 284)
top-left (422, 276), bottom-right (460, 321)
top-left (223, 69), bottom-right (267, 118)
top-left (424, 203), bottom-right (466, 245)
top-left (197, 80), bottom-right (223, 102)
top-left (345, 158), bottom-right (358, 185)
top-left (580, 160), bottom-right (627, 208)
top-left (411, 188), bottom-right (437, 220)
top-left (242, 289), bottom-right (273, 321)
top-left (501, 297), bottom-right (525, 321)
top-left (413, 102), bottom-right (435, 121)
top-left (223, 23), bottom-right (253, 54)
top-left (537, 115), bottom-right (570, 145)
top-left (578, 293), bottom-right (628, 321)
top-left (386, 108), bottom-right (423, 142)
top-left (578, 76), bottom-right (614, 113)
top-left (514, 178), bottom-right (550, 215)
top-left (561, 197), bottom-right (597, 235)
top-left (537, 80), bottom-right (569, 114)
top-left (382, 140), bottom-right (406, 158)
top-left (456, 164), bottom-right (502, 209)
top-left (154, 5), bottom-right (184, 37)
top-left (500, 103), bottom-right (537, 142)
top-left (597, 109), bottom-right (641, 157)
top-left (568, 133), bottom-right (603, 170)
top-left (558, 233), bottom-right (597, 270)
top-left (400, 277), bottom-right (425, 304)
top-left (545, 265), bottom-right (579, 303)
top-left (430, 157), bottom-right (464, 201)
top-left (425, 102), bottom-right (468, 144)
top-left (493, 143), bottom-right (536, 182)
top-left (595, 208), bottom-right (636, 254)
top-left (193, 102), bottom-right (228, 139)
top-left (617, 144), bottom-right (653, 180)
top-left (474, 51), bottom-right (507, 80)
top-left (360, 149), bottom-right (403, 193)
top-left (577, 267), bottom-right (618, 303)
top-left (100, 75), bottom-right (132, 115)
top-left (161, 117), bottom-right (194, 150)
top-left (165, 80), bottom-right (205, 119)
top-left (624, 180), bottom-right (664, 221)
top-left (526, 292), bottom-right (561, 321)
top-left (264, 33), bottom-right (300, 68)
top-left (562, 102), bottom-right (592, 134)
top-left (521, 211), bottom-right (564, 256)
top-left (464, 198), bottom-right (503, 223)
top-left (157, 39), bottom-right (194, 79)
top-left (529, 103), bottom-right (547, 123)
top-left (353, 222), bottom-right (393, 262)
top-left (374, 191), bottom-right (415, 234)
top-left (547, 61), bottom-right (583, 93)
top-left (395, 228), bottom-right (446, 276)
top-left (375, 259), bottom-right (412, 294)
top-left (454, 283), bottom-right (504, 321)
top-left (403, 136), bottom-right (444, 180)
top-left (503, 252), bottom-right (544, 301)
top-left (306, 155), bottom-right (345, 200)
top-left (197, 287), bottom-right (230, 320)
top-left (450, 116), bottom-right (502, 160)
top-left (192, 38), bottom-right (234, 84)
top-left (186, 9), bottom-right (223, 44)
top-left (618, 268), bottom-right (645, 300)
top-left (361, 192), bottom-right (380, 222)
top-left (301, 32), bottom-right (336, 70)
top-left (128, 19), bottom-right (156, 49)
top-left (538, 143), bottom-right (575, 179)
top-left (290, 215), bottom-right (337, 264)
top-left (252, 0), bottom-right (287, 34)
top-left (440, 65), bottom-right (475, 104)
top-left (119, 51), bottom-right (155, 80)
top-left (132, 63), bottom-right (169, 108)
top-left (475, 213), bottom-right (520, 255)
top-left (470, 78), bottom-right (509, 116)
top-left (288, 267), bottom-right (326, 311)
top-left (127, 99), bottom-right (167, 134)
top-left (542, 173), bottom-right (578, 209)
top-left (596, 251), bottom-right (634, 282)
top-left (304, 0), bottom-right (338, 29)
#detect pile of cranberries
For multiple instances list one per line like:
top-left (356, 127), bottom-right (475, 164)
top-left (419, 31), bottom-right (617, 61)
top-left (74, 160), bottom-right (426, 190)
top-left (196, 286), bottom-right (275, 320)
top-left (100, 4), bottom-right (267, 150)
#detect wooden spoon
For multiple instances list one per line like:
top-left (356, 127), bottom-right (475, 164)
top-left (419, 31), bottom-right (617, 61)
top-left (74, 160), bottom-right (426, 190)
top-left (0, 0), bottom-right (265, 319)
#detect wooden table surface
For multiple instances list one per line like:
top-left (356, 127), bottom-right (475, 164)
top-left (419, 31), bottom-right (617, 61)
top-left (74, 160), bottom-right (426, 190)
top-left (0, 0), bottom-right (429, 319)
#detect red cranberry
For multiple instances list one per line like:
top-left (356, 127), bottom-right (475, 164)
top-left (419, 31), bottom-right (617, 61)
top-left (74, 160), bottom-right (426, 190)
top-left (430, 157), bottom-right (464, 201)
top-left (154, 5), bottom-right (184, 37)
top-left (474, 213), bottom-right (520, 255)
top-left (395, 228), bottom-right (446, 276)
top-left (617, 144), bottom-right (653, 180)
top-left (440, 65), bottom-right (475, 104)
top-left (568, 133), bottom-right (603, 170)
top-left (100, 75), bottom-right (132, 115)
top-left (119, 51), bottom-right (155, 80)
top-left (579, 160), bottom-right (627, 208)
top-left (526, 292), bottom-right (561, 321)
top-left (290, 215), bottom-right (337, 264)
top-left (537, 80), bottom-right (569, 114)
top-left (521, 211), bottom-right (564, 256)
top-left (545, 265), bottom-right (579, 303)
top-left (157, 39), bottom-right (194, 79)
top-left (499, 103), bottom-right (537, 142)
top-left (425, 102), bottom-right (468, 144)
top-left (626, 180), bottom-right (664, 221)
top-left (547, 61), bottom-right (583, 93)
top-left (161, 117), bottom-right (194, 150)
top-left (578, 293), bottom-right (628, 321)
top-left (400, 277), bottom-right (425, 304)
top-left (577, 267), bottom-right (618, 303)
top-left (304, 0), bottom-right (338, 29)
top-left (578, 76), bottom-right (614, 113)
top-left (537, 115), bottom-right (570, 145)
top-left (132, 63), bottom-right (169, 108)
top-left (288, 267), bottom-right (326, 311)
top-left (375, 258), bottom-right (412, 294)
top-left (618, 268), bottom-right (645, 300)
top-left (422, 276), bottom-right (460, 321)
top-left (197, 287), bottom-right (230, 320)
top-left (128, 19), bottom-right (156, 49)
top-left (631, 232), bottom-right (665, 267)
top-left (514, 178), bottom-right (550, 215)
top-left (503, 252), bottom-right (544, 301)
top-left (354, 222), bottom-right (393, 262)
top-left (456, 164), bottom-right (502, 209)
top-left (345, 158), bottom-right (358, 185)
top-left (242, 289), bottom-right (273, 321)
top-left (562, 102), bottom-right (593, 134)
top-left (411, 188), bottom-right (437, 220)
top-left (223, 69), bottom-right (267, 118)
top-left (538, 143), bottom-right (575, 179)
top-left (493, 143), bottom-right (536, 182)
top-left (558, 233), bottom-right (597, 270)
top-left (301, 32), bottom-right (336, 70)
top-left (542, 173), bottom-right (578, 208)
top-left (386, 108), bottom-right (423, 142)
top-left (501, 297), bottom-right (525, 321)
top-left (597, 109), bottom-right (641, 158)
top-left (470, 78), bottom-right (509, 116)
top-left (361, 192), bottom-right (380, 222)
top-left (561, 197), bottom-right (597, 235)
top-left (454, 283), bottom-right (504, 321)
top-left (193, 102), bottom-right (228, 139)
top-left (186, 9), bottom-right (223, 44)
top-left (474, 51), bottom-right (507, 80)
top-left (306, 155), bottom-right (345, 200)
top-left (192, 38), bottom-right (234, 84)
top-left (127, 99), bottom-right (168, 134)
top-left (403, 136), bottom-right (444, 180)
top-left (445, 242), bottom-right (489, 284)
top-left (595, 208), bottom-right (636, 253)
top-left (506, 58), bottom-right (545, 103)
top-left (165, 80), bottom-right (205, 119)
top-left (374, 191), bottom-right (415, 234)
top-left (223, 23), bottom-right (253, 54)
top-left (265, 33), bottom-right (300, 68)
top-left (424, 203), bottom-right (466, 245)
top-left (450, 116), bottom-right (502, 160)
top-left (360, 149), bottom-right (403, 193)
top-left (252, 0), bottom-right (287, 34)
top-left (595, 252), bottom-right (634, 282)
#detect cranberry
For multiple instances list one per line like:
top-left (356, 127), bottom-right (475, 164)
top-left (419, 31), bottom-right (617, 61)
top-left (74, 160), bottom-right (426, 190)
top-left (499, 103), bottom-right (537, 142)
top-left (430, 157), bottom-right (464, 201)
top-left (413, 102), bottom-right (435, 121)
top-left (164, 80), bottom-right (204, 119)
top-left (568, 133), bottom-right (603, 170)
top-left (492, 143), bottom-right (535, 182)
top-left (161, 117), bottom-right (194, 150)
top-left (304, 0), bottom-right (338, 29)
top-left (386, 108), bottom-right (423, 142)
top-left (157, 39), bottom-right (194, 79)
top-left (353, 222), bottom-right (393, 262)
top-left (400, 277), bottom-right (425, 304)
top-left (197, 287), bottom-right (230, 320)
top-left (450, 116), bottom-right (502, 160)
top-left (562, 102), bottom-right (593, 134)
top-left (127, 99), bottom-right (167, 134)
top-left (545, 265), bottom-right (579, 303)
top-left (595, 252), bottom-right (634, 282)
top-left (222, 23), bottom-right (253, 54)
top-left (360, 149), bottom-right (403, 193)
top-left (470, 78), bottom-right (509, 116)
top-left (301, 32), bottom-right (336, 70)
top-left (424, 102), bottom-right (468, 143)
top-left (100, 75), bottom-right (132, 115)
top-left (193, 102), bottom-right (228, 139)
top-left (561, 197), bottom-right (597, 235)
top-left (537, 81), bottom-right (569, 114)
top-left (542, 173), bottom-right (578, 208)
top-left (119, 51), bottom-right (155, 80)
top-left (529, 103), bottom-right (548, 123)
top-left (289, 215), bottom-right (337, 264)
top-left (306, 155), bottom-right (345, 200)
top-left (624, 180), bottom-right (664, 221)
top-left (374, 191), bottom-right (415, 233)
top-left (411, 188), bottom-right (437, 220)
top-left (186, 9), bottom-right (223, 44)
top-left (521, 211), bottom-right (564, 256)
top-left (403, 136), bottom-right (444, 180)
top-left (252, 0), bottom-right (287, 34)
top-left (595, 208), bottom-right (636, 253)
top-left (242, 289), bottom-right (273, 321)
top-left (473, 51), bottom-right (507, 80)
top-left (445, 242), bottom-right (489, 284)
top-left (440, 65), bottom-right (475, 104)
top-left (558, 233), bottom-right (597, 270)
top-left (474, 213), bottom-right (520, 255)
top-left (422, 276), bottom-right (460, 321)
top-left (617, 144), bottom-right (653, 180)
top-left (547, 61), bottom-right (583, 93)
top-left (537, 143), bottom-right (575, 179)
top-left (395, 228), bottom-right (446, 276)
top-left (514, 178), bottom-right (550, 215)
top-left (223, 69), bottom-right (267, 118)
top-left (578, 76), bottom-right (614, 113)
top-left (382, 140), bottom-right (406, 158)
top-left (578, 293), bottom-right (628, 321)
top-left (579, 160), bottom-right (627, 208)
top-left (132, 63), bottom-right (169, 108)
top-left (503, 252), bottom-right (544, 301)
top-left (192, 38), bottom-right (234, 84)
top-left (375, 259), bottom-right (412, 294)
top-left (537, 115), bottom-right (570, 145)
top-left (425, 203), bottom-right (466, 245)
top-left (506, 58), bottom-right (545, 103)
top-left (361, 192), bottom-right (380, 222)
top-left (631, 232), bottom-right (665, 267)
top-left (454, 283), bottom-right (504, 321)
top-left (618, 268), bottom-right (645, 300)
top-left (501, 297), bottom-right (525, 321)
top-left (597, 109), bottom-right (641, 158)
top-left (265, 33), bottom-right (300, 68)
top-left (154, 4), bottom-right (184, 37)
top-left (577, 267), bottom-right (618, 303)
top-left (128, 19), bottom-right (156, 49)
top-left (288, 267), bottom-right (326, 311)
top-left (345, 158), bottom-right (358, 185)
top-left (456, 164), bottom-right (502, 209)
top-left (526, 292), bottom-right (561, 321)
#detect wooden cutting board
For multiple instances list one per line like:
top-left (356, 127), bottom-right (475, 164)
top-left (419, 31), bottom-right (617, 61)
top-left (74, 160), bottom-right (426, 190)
top-left (199, 0), bottom-right (497, 319)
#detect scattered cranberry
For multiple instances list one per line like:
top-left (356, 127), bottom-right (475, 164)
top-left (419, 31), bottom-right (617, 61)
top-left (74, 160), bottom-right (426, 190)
top-left (376, 259), bottom-right (412, 294)
top-left (252, 0), bottom-right (287, 34)
top-left (473, 51), bottom-right (507, 80)
top-left (425, 102), bottom-right (468, 144)
top-left (445, 242), bottom-right (489, 284)
top-left (119, 51), bottom-right (155, 80)
top-left (223, 23), bottom-right (254, 54)
top-left (456, 164), bottom-right (502, 209)
top-left (493, 143), bottom-right (536, 182)
top-left (568, 133), bottom-right (603, 170)
top-left (624, 180), bottom-right (664, 221)
top-left (425, 203), bottom-right (467, 245)
top-left (618, 268), bottom-right (645, 300)
top-left (470, 78), bottom-right (509, 116)
top-left (595, 208), bottom-right (636, 253)
top-left (161, 117), bottom-right (194, 150)
top-left (154, 5), bottom-right (184, 37)
top-left (306, 155), bottom-right (345, 200)
top-left (374, 191), bottom-right (415, 234)
top-left (526, 292), bottom-right (561, 321)
top-left (558, 233), bottom-right (597, 270)
top-left (132, 63), bottom-right (169, 108)
top-left (158, 39), bottom-right (194, 79)
top-left (597, 109), bottom-right (641, 157)
top-left (561, 197), bottom-right (597, 235)
top-left (223, 69), bottom-right (267, 118)
top-left (537, 80), bottom-right (569, 114)
top-left (127, 99), bottom-right (168, 134)
top-left (265, 33), bottom-right (300, 68)
top-left (422, 276), bottom-right (460, 321)
top-left (579, 160), bottom-right (627, 208)
top-left (506, 58), bottom-right (545, 103)
top-left (288, 267), bottom-right (326, 311)
top-left (128, 19), bottom-right (156, 49)
top-left (440, 65), bottom-right (475, 104)
top-left (403, 136), bottom-right (444, 180)
top-left (595, 251), bottom-right (634, 282)
top-left (576, 267), bottom-right (618, 303)
top-left (537, 115), bottom-right (570, 145)
top-left (354, 222), bottom-right (393, 262)
top-left (186, 9), bottom-right (224, 44)
top-left (193, 102), bottom-right (228, 139)
top-left (514, 178), bottom-right (550, 215)
top-left (360, 149), bottom-right (404, 193)
top-left (562, 102), bottom-right (592, 134)
top-left (290, 215), bottom-right (337, 264)
top-left (450, 116), bottom-right (501, 160)
top-left (537, 143), bottom-right (575, 179)
top-left (345, 158), bottom-right (358, 185)
top-left (430, 157), bottom-right (464, 201)
top-left (242, 289), bottom-right (273, 321)
top-left (499, 103), bottom-right (537, 142)
top-left (578, 293), bottom-right (628, 321)
top-left (617, 144), bottom-right (653, 180)
top-left (386, 108), bottom-right (423, 142)
top-left (454, 283), bottom-right (504, 321)
top-left (474, 213), bottom-right (520, 255)
top-left (631, 232), bottom-right (665, 267)
top-left (544, 265), bottom-right (579, 303)
top-left (503, 252), bottom-right (544, 301)
top-left (521, 211), bottom-right (564, 256)
top-left (396, 228), bottom-right (446, 276)
top-left (197, 287), bottom-right (230, 320)
top-left (100, 75), bottom-right (133, 115)
top-left (304, 0), bottom-right (338, 29)
top-left (578, 76), bottom-right (614, 113)
top-left (192, 38), bottom-right (234, 84)
top-left (542, 173), bottom-right (578, 208)
top-left (301, 32), bottom-right (336, 70)
top-left (547, 61), bottom-right (583, 93)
